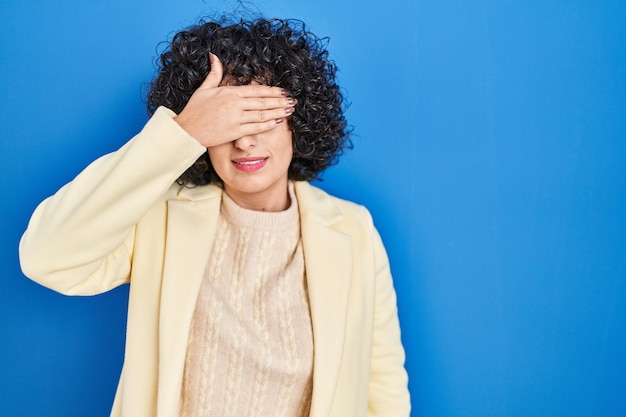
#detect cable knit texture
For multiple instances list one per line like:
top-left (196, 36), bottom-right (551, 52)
top-left (180, 183), bottom-right (314, 417)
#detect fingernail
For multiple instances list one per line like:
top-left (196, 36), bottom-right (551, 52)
top-left (285, 107), bottom-right (294, 115)
top-left (287, 98), bottom-right (297, 105)
top-left (281, 89), bottom-right (289, 96)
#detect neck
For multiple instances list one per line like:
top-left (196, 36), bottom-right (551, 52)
top-left (223, 182), bottom-right (291, 212)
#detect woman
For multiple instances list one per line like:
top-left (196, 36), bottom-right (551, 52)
top-left (19, 17), bottom-right (410, 417)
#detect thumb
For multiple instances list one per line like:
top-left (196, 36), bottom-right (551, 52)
top-left (200, 53), bottom-right (224, 89)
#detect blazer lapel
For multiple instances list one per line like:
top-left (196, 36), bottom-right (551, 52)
top-left (156, 184), bottom-right (222, 417)
top-left (296, 182), bottom-right (353, 417)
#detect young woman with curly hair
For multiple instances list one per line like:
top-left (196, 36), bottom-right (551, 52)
top-left (19, 17), bottom-right (410, 417)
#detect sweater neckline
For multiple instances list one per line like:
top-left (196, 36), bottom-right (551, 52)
top-left (220, 182), bottom-right (299, 231)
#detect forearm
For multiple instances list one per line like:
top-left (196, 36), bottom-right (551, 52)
top-left (19, 107), bottom-right (206, 295)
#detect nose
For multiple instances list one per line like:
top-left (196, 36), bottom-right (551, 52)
top-left (233, 134), bottom-right (256, 151)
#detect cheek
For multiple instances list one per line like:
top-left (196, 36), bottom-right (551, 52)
top-left (278, 130), bottom-right (294, 159)
top-left (207, 146), bottom-right (229, 170)
top-left (283, 139), bottom-right (294, 159)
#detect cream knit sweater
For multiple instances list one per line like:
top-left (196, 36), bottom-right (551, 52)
top-left (180, 184), bottom-right (314, 417)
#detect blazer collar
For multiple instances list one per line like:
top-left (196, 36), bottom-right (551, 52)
top-left (295, 181), bottom-right (343, 226)
top-left (175, 180), bottom-right (345, 226)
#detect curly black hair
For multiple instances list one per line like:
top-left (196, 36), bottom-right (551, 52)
top-left (146, 17), bottom-right (351, 185)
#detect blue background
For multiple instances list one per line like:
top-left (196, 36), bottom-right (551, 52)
top-left (1, 1), bottom-right (625, 416)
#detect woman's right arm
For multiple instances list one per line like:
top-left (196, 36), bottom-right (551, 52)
top-left (19, 107), bottom-right (206, 295)
top-left (19, 54), bottom-right (296, 296)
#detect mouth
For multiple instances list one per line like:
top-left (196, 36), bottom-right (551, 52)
top-left (232, 157), bottom-right (268, 172)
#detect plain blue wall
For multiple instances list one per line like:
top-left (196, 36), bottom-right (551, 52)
top-left (1, 1), bottom-right (625, 416)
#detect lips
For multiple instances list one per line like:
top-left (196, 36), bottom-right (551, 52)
top-left (232, 157), bottom-right (268, 172)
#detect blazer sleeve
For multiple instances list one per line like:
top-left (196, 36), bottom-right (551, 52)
top-left (367, 216), bottom-right (411, 417)
top-left (19, 107), bottom-right (206, 296)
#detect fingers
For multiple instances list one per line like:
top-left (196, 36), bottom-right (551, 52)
top-left (240, 105), bottom-right (295, 124)
top-left (199, 53), bottom-right (224, 89)
top-left (240, 96), bottom-right (297, 111)
top-left (236, 118), bottom-right (289, 138)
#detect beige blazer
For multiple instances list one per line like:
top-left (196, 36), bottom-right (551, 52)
top-left (19, 107), bottom-right (410, 417)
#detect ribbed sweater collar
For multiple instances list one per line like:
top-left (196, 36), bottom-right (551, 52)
top-left (220, 182), bottom-right (299, 231)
